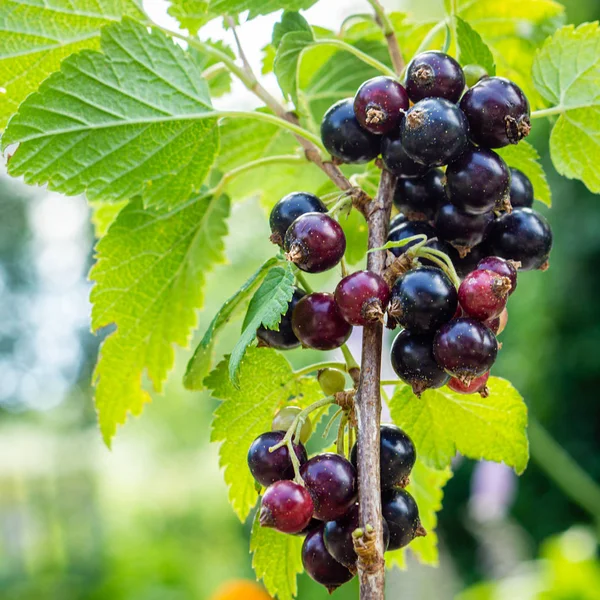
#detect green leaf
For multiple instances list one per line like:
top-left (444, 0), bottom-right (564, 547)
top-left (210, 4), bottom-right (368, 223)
top-left (183, 257), bottom-right (279, 390)
top-left (2, 18), bottom-right (220, 208)
top-left (0, 0), bottom-right (144, 131)
top-left (340, 209), bottom-right (368, 266)
top-left (90, 200), bottom-right (128, 238)
top-left (388, 377), bottom-right (529, 474)
top-left (167, 0), bottom-right (210, 35)
top-left (207, 347), bottom-right (323, 520)
top-left (229, 264), bottom-right (295, 384)
top-left (189, 40), bottom-right (236, 98)
top-left (497, 141), bottom-right (552, 207)
top-left (456, 17), bottom-right (496, 76)
top-left (272, 11), bottom-right (312, 48)
top-left (274, 31), bottom-right (315, 101)
top-left (386, 459), bottom-right (452, 569)
top-left (532, 22), bottom-right (600, 193)
top-left (251, 512), bottom-right (304, 600)
top-left (91, 192), bottom-right (229, 445)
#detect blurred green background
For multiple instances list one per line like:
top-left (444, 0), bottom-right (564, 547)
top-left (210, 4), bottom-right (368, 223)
top-left (1, 0), bottom-right (599, 599)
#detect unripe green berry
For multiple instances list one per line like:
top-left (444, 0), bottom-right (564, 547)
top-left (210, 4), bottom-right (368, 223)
top-left (318, 368), bottom-right (347, 396)
top-left (463, 64), bottom-right (489, 88)
top-left (272, 406), bottom-right (312, 443)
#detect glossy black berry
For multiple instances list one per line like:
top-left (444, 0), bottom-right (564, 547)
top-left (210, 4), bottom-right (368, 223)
top-left (390, 330), bottom-right (450, 395)
top-left (434, 203), bottom-right (494, 249)
top-left (401, 98), bottom-right (469, 167)
top-left (247, 431), bottom-right (308, 488)
top-left (350, 424), bottom-right (416, 489)
top-left (257, 288), bottom-right (306, 350)
top-left (405, 51), bottom-right (465, 103)
top-left (477, 256), bottom-right (518, 294)
top-left (334, 270), bottom-right (391, 326)
top-left (460, 77), bottom-right (531, 148)
top-left (291, 292), bottom-right (352, 351)
top-left (354, 76), bottom-right (409, 135)
top-left (509, 168), bottom-right (534, 208)
top-left (485, 207), bottom-right (553, 270)
top-left (302, 525), bottom-right (354, 592)
top-left (259, 480), bottom-right (315, 534)
top-left (453, 242), bottom-right (491, 279)
top-left (433, 318), bottom-right (498, 379)
top-left (321, 98), bottom-right (381, 164)
top-left (393, 168), bottom-right (447, 220)
top-left (446, 147), bottom-right (511, 214)
top-left (381, 488), bottom-right (424, 551)
top-left (381, 131), bottom-right (430, 178)
top-left (389, 267), bottom-right (458, 333)
top-left (323, 504), bottom-right (390, 569)
top-left (284, 213), bottom-right (346, 273)
top-left (390, 212), bottom-right (407, 230)
top-left (269, 192), bottom-right (327, 246)
top-left (300, 453), bottom-right (358, 521)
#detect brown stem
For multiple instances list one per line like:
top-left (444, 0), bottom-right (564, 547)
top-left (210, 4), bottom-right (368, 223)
top-left (369, 0), bottom-right (404, 74)
top-left (354, 169), bottom-right (396, 599)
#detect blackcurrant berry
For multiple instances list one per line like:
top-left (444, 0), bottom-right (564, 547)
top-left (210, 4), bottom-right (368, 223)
top-left (272, 406), bottom-right (312, 444)
top-left (295, 518), bottom-right (322, 537)
top-left (477, 256), bottom-right (518, 294)
top-left (453, 242), bottom-right (491, 279)
top-left (389, 267), bottom-right (458, 333)
top-left (269, 192), bottom-right (327, 246)
top-left (435, 203), bottom-right (494, 251)
top-left (284, 213), bottom-right (346, 273)
top-left (321, 98), bottom-right (381, 164)
top-left (390, 330), bottom-right (450, 395)
top-left (447, 371), bottom-right (490, 396)
top-left (302, 525), bottom-right (354, 592)
top-left (463, 64), bottom-right (488, 87)
top-left (300, 453), bottom-right (357, 521)
top-left (405, 51), bottom-right (465, 104)
top-left (259, 480), bottom-right (315, 534)
top-left (446, 147), bottom-right (511, 214)
top-left (354, 76), bottom-right (409, 135)
top-left (381, 487), bottom-right (424, 551)
top-left (323, 504), bottom-right (390, 569)
top-left (509, 168), bottom-right (534, 208)
top-left (433, 318), bottom-right (498, 380)
top-left (247, 431), bottom-right (308, 488)
top-left (291, 293), bottom-right (352, 350)
top-left (393, 168), bottom-right (447, 220)
top-left (317, 368), bottom-right (347, 396)
top-left (381, 131), bottom-right (430, 178)
top-left (334, 270), bottom-right (391, 326)
top-left (350, 424), bottom-right (416, 489)
top-left (458, 269), bottom-right (511, 321)
top-left (460, 77), bottom-right (531, 148)
top-left (401, 98), bottom-right (469, 167)
top-left (485, 207), bottom-right (553, 270)
top-left (390, 212), bottom-right (407, 230)
top-left (257, 288), bottom-right (306, 350)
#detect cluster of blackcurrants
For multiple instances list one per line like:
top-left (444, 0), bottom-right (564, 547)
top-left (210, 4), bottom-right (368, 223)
top-left (248, 417), bottom-right (422, 592)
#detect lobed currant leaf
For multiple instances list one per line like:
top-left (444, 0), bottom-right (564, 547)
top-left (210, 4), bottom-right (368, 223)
top-left (388, 377), bottom-right (529, 474)
top-left (90, 192), bottom-right (230, 445)
top-left (2, 18), bottom-right (220, 209)
top-left (184, 257), bottom-right (279, 390)
top-left (497, 141), bottom-right (552, 207)
top-left (533, 22), bottom-right (600, 194)
top-left (0, 0), bottom-right (144, 131)
top-left (250, 511), bottom-right (304, 600)
top-left (456, 17), bottom-right (496, 76)
top-left (272, 11), bottom-right (312, 49)
top-left (207, 347), bottom-right (322, 520)
top-left (90, 200), bottom-right (129, 238)
top-left (274, 31), bottom-right (315, 101)
top-left (229, 263), bottom-right (295, 384)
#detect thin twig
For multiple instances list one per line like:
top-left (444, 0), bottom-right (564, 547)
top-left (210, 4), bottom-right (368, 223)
top-left (367, 0), bottom-right (405, 74)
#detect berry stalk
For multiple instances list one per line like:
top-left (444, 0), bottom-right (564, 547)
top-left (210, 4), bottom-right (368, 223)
top-left (354, 168), bottom-right (396, 599)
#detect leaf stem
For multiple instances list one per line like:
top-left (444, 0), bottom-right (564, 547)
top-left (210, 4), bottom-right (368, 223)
top-left (417, 246), bottom-right (462, 288)
top-left (337, 411), bottom-right (349, 455)
top-left (293, 361), bottom-right (348, 378)
top-left (380, 379), bottom-right (403, 386)
top-left (449, 0), bottom-right (459, 57)
top-left (366, 0), bottom-right (404, 74)
top-left (531, 106), bottom-right (564, 119)
top-left (529, 417), bottom-right (600, 533)
top-left (412, 20), bottom-right (447, 61)
top-left (315, 39), bottom-right (397, 77)
top-left (341, 343), bottom-right (360, 384)
top-left (294, 270), bottom-right (314, 294)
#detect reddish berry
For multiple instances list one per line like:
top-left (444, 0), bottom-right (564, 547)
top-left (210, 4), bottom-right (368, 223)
top-left (291, 293), bottom-right (352, 350)
top-left (477, 256), bottom-right (518, 294)
top-left (284, 213), bottom-right (346, 273)
top-left (486, 307), bottom-right (508, 336)
top-left (259, 480), bottom-right (315, 534)
top-left (458, 269), bottom-right (511, 321)
top-left (269, 192), bottom-right (327, 246)
top-left (448, 371), bottom-right (490, 395)
top-left (354, 76), bottom-right (409, 135)
top-left (334, 270), bottom-right (391, 326)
